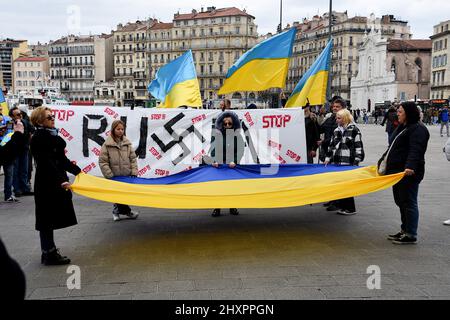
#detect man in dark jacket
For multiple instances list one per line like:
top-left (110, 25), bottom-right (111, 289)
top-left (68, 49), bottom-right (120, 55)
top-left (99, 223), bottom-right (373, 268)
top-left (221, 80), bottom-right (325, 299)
top-left (304, 104), bottom-right (320, 163)
top-left (383, 102), bottom-right (430, 244)
top-left (0, 116), bottom-right (25, 202)
top-left (318, 97), bottom-right (346, 162)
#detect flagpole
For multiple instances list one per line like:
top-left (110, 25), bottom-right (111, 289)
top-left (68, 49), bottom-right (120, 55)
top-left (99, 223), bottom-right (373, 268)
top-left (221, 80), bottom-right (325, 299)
top-left (278, 0), bottom-right (283, 108)
top-left (326, 0), bottom-right (333, 104)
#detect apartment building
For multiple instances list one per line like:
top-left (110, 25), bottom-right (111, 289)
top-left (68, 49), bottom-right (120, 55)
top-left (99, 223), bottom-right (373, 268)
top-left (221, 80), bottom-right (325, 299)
top-left (0, 39), bottom-right (29, 91)
top-left (430, 20), bottom-right (450, 100)
top-left (12, 56), bottom-right (49, 94)
top-left (49, 34), bottom-right (113, 102)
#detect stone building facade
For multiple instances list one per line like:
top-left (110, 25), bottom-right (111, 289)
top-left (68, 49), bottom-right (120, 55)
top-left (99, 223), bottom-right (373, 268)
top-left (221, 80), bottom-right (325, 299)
top-left (12, 56), bottom-right (49, 94)
top-left (430, 20), bottom-right (450, 100)
top-left (0, 39), bottom-right (29, 91)
top-left (350, 28), bottom-right (431, 109)
top-left (49, 34), bottom-right (113, 102)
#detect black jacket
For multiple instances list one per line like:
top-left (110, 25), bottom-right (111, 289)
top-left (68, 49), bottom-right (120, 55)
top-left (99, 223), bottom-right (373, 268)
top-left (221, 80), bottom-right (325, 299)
top-left (305, 116), bottom-right (319, 153)
top-left (0, 237), bottom-right (26, 300)
top-left (319, 113), bottom-right (337, 161)
top-left (0, 132), bottom-right (25, 166)
top-left (384, 122), bottom-right (430, 182)
top-left (30, 128), bottom-right (81, 231)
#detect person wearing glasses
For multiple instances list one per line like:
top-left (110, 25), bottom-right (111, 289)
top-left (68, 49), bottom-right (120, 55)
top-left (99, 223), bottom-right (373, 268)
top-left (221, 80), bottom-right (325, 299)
top-left (30, 107), bottom-right (81, 265)
top-left (9, 106), bottom-right (35, 197)
top-left (208, 111), bottom-right (245, 217)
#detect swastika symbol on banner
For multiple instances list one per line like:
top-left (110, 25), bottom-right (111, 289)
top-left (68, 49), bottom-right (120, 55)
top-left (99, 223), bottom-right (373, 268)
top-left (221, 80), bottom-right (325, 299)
top-left (151, 113), bottom-right (206, 165)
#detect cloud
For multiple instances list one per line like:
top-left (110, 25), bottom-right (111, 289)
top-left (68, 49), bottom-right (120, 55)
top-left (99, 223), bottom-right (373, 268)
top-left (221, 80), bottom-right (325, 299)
top-left (0, 0), bottom-right (448, 43)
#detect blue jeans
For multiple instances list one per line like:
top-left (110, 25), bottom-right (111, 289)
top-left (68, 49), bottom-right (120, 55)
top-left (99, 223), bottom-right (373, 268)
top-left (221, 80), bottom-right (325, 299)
top-left (2, 163), bottom-right (14, 200)
top-left (13, 151), bottom-right (31, 194)
top-left (393, 177), bottom-right (420, 238)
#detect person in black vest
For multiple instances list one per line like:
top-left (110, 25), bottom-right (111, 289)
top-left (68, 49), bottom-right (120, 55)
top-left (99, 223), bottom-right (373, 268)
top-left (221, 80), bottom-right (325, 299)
top-left (382, 102), bottom-right (430, 244)
top-left (30, 107), bottom-right (81, 265)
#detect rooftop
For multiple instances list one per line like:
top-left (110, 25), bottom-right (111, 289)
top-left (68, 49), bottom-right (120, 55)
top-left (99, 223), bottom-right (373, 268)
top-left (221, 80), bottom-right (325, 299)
top-left (173, 7), bottom-right (254, 21)
top-left (14, 57), bottom-right (47, 62)
top-left (387, 39), bottom-right (432, 51)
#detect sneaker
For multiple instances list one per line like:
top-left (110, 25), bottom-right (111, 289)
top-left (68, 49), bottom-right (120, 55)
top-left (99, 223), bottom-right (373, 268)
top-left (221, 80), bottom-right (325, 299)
top-left (326, 204), bottom-right (339, 212)
top-left (125, 211), bottom-right (139, 219)
top-left (211, 209), bottom-right (221, 217)
top-left (392, 234), bottom-right (417, 245)
top-left (112, 213), bottom-right (120, 221)
top-left (337, 209), bottom-right (357, 216)
top-left (5, 196), bottom-right (19, 203)
top-left (229, 208), bottom-right (239, 215)
top-left (443, 219), bottom-right (450, 226)
top-left (387, 231), bottom-right (404, 241)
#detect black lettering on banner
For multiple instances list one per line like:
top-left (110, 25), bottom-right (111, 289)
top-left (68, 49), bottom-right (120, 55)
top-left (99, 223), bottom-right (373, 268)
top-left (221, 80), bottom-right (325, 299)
top-left (151, 112), bottom-right (206, 165)
top-left (82, 115), bottom-right (107, 157)
top-left (241, 121), bottom-right (260, 164)
top-left (134, 117), bottom-right (148, 159)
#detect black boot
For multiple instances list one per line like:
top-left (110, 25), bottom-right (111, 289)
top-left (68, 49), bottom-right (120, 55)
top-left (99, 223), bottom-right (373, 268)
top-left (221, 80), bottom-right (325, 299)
top-left (229, 208), bottom-right (239, 215)
top-left (41, 248), bottom-right (71, 266)
top-left (211, 209), bottom-right (221, 217)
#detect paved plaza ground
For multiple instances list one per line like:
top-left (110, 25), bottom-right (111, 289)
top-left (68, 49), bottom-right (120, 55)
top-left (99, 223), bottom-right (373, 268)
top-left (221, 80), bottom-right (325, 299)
top-left (1, 123), bottom-right (449, 300)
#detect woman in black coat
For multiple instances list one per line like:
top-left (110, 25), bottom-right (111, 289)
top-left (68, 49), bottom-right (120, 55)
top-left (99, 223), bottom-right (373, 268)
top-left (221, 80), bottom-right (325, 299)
top-left (30, 107), bottom-right (81, 265)
top-left (381, 102), bottom-right (430, 245)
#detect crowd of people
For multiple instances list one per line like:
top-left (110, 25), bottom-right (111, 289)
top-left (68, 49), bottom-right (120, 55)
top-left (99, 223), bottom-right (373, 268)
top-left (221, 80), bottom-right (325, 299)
top-left (0, 97), bottom-right (448, 273)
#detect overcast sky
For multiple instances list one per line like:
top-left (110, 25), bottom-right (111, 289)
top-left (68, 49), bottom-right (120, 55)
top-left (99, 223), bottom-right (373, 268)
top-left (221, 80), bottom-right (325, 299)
top-left (1, 0), bottom-right (449, 44)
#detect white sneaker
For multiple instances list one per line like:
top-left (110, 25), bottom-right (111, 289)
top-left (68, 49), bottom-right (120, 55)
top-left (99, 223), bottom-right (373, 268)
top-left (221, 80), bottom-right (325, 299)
top-left (126, 211), bottom-right (139, 219)
top-left (5, 196), bottom-right (19, 203)
top-left (112, 213), bottom-right (121, 221)
top-left (337, 209), bottom-right (357, 216)
top-left (444, 219), bottom-right (450, 226)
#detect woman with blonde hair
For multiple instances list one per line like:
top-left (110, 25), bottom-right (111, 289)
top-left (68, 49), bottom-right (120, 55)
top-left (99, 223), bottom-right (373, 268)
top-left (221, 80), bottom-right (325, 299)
top-left (99, 120), bottom-right (139, 221)
top-left (30, 106), bottom-right (81, 265)
top-left (325, 109), bottom-right (365, 215)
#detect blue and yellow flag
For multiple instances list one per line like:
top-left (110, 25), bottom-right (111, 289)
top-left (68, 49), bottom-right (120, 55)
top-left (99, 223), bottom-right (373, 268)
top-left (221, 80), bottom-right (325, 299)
top-left (285, 40), bottom-right (333, 108)
top-left (0, 87), bottom-right (9, 116)
top-left (71, 164), bottom-right (404, 209)
top-left (218, 28), bottom-right (297, 95)
top-left (148, 50), bottom-right (202, 108)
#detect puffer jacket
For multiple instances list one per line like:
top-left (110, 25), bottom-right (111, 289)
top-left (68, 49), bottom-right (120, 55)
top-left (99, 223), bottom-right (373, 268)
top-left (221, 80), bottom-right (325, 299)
top-left (99, 135), bottom-right (138, 178)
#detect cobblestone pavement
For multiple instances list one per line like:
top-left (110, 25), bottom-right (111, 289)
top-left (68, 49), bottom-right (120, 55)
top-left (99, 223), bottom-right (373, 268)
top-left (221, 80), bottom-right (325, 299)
top-left (1, 124), bottom-right (449, 300)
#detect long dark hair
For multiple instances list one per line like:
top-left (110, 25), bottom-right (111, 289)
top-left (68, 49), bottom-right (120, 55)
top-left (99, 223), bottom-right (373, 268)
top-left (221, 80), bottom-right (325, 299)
top-left (401, 102), bottom-right (420, 124)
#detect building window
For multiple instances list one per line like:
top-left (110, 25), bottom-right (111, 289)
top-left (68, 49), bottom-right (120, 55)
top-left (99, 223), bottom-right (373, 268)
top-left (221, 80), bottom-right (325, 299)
top-left (235, 27), bottom-right (240, 34)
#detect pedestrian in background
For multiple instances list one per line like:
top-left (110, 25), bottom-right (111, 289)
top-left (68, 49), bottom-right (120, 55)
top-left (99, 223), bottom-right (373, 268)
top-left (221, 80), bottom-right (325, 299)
top-left (381, 106), bottom-right (399, 143)
top-left (380, 102), bottom-right (430, 244)
top-left (443, 137), bottom-right (450, 226)
top-left (439, 106), bottom-right (449, 137)
top-left (304, 104), bottom-right (320, 164)
top-left (324, 109), bottom-right (365, 215)
top-left (9, 106), bottom-right (34, 197)
top-left (99, 120), bottom-right (139, 222)
top-left (1, 114), bottom-right (25, 203)
top-left (30, 107), bottom-right (81, 265)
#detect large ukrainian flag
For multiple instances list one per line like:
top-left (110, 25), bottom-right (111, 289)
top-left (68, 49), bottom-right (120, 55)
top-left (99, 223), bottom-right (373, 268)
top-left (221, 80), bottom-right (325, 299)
top-left (0, 87), bottom-right (9, 115)
top-left (218, 28), bottom-right (297, 95)
top-left (71, 164), bottom-right (404, 209)
top-left (285, 40), bottom-right (333, 108)
top-left (148, 50), bottom-right (202, 108)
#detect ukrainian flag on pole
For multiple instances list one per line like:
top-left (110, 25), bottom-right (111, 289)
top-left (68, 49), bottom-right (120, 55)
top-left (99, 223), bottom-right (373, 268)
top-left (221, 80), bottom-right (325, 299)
top-left (285, 40), bottom-right (333, 108)
top-left (148, 50), bottom-right (202, 108)
top-left (0, 86), bottom-right (9, 115)
top-left (218, 28), bottom-right (297, 95)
